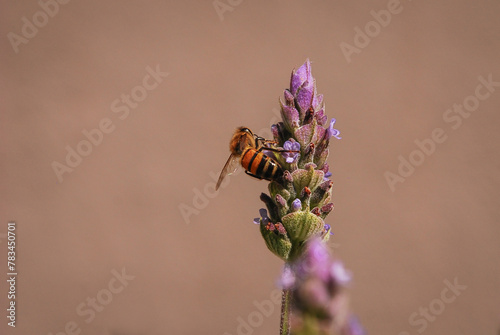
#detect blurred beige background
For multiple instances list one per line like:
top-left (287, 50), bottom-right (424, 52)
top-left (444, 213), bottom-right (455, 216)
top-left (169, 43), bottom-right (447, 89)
top-left (1, 1), bottom-right (500, 334)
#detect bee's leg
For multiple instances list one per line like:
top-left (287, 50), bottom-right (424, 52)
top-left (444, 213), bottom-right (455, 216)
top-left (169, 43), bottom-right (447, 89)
top-left (254, 135), bottom-right (299, 153)
top-left (254, 135), bottom-right (270, 142)
top-left (261, 139), bottom-right (278, 146)
top-left (254, 136), bottom-right (276, 148)
top-left (257, 147), bottom-right (299, 153)
top-left (245, 170), bottom-right (264, 180)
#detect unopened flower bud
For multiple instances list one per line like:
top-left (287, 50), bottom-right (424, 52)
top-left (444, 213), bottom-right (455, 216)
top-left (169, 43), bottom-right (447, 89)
top-left (291, 198), bottom-right (302, 212)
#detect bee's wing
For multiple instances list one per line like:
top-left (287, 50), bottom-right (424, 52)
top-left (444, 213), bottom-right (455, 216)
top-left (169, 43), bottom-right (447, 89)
top-left (216, 154), bottom-right (240, 190)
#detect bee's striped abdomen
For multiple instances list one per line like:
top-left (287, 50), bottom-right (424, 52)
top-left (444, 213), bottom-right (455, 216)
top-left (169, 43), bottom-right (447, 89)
top-left (241, 148), bottom-right (282, 181)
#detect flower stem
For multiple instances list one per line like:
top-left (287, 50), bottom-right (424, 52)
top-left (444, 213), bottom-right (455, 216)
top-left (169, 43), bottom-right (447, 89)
top-left (280, 286), bottom-right (292, 335)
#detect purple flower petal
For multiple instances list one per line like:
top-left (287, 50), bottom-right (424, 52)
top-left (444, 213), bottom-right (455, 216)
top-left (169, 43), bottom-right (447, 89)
top-left (282, 140), bottom-right (300, 164)
top-left (327, 118), bottom-right (341, 140)
top-left (255, 208), bottom-right (270, 225)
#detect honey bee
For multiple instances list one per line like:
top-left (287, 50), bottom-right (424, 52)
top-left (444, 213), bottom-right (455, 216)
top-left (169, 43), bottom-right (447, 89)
top-left (216, 127), bottom-right (298, 190)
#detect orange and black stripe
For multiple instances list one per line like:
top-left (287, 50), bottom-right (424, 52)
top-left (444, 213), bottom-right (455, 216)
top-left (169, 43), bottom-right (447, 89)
top-left (240, 148), bottom-right (283, 181)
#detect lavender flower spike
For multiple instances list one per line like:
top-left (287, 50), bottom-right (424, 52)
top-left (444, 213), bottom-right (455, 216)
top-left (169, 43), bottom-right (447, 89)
top-left (246, 60), bottom-right (354, 335)
top-left (257, 59), bottom-right (339, 262)
top-left (281, 238), bottom-right (364, 335)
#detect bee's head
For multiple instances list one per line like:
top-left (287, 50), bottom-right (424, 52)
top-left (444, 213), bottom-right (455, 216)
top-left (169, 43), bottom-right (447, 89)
top-left (238, 127), bottom-right (253, 135)
top-left (230, 126), bottom-right (255, 155)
